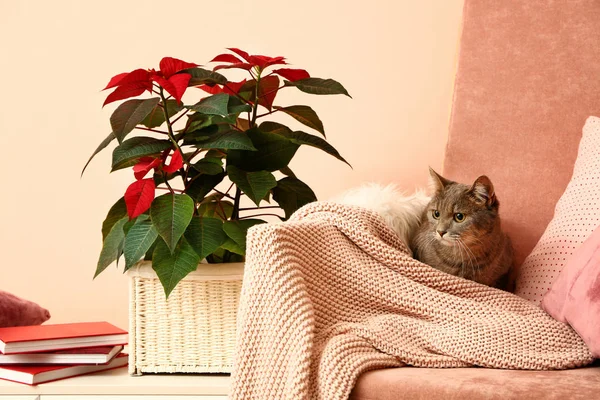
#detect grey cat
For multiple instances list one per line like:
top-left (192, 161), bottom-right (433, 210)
top-left (411, 168), bottom-right (514, 288)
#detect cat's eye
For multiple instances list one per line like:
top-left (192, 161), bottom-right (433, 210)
top-left (454, 213), bottom-right (466, 222)
top-left (432, 210), bottom-right (440, 219)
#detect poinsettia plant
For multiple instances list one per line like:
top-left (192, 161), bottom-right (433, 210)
top-left (84, 48), bottom-right (350, 296)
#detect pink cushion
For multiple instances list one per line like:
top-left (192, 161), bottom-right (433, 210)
top-left (515, 117), bottom-right (600, 304)
top-left (0, 290), bottom-right (50, 327)
top-left (541, 225), bottom-right (600, 357)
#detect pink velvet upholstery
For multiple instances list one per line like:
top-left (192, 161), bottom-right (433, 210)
top-left (352, 0), bottom-right (600, 398)
top-left (442, 0), bottom-right (600, 270)
top-left (542, 224), bottom-right (600, 357)
top-left (350, 364), bottom-right (600, 400)
top-left (0, 290), bottom-right (50, 327)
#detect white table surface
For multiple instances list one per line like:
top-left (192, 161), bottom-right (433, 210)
top-left (0, 366), bottom-right (231, 396)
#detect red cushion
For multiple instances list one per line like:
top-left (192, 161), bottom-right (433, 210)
top-left (0, 290), bottom-right (50, 327)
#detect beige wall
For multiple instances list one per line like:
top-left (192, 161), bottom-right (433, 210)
top-left (0, 1), bottom-right (464, 329)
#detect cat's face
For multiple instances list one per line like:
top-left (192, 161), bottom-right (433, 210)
top-left (424, 168), bottom-right (499, 247)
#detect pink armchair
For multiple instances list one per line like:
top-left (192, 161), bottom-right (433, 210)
top-left (350, 0), bottom-right (600, 398)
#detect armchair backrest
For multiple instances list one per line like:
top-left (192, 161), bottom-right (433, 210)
top-left (444, 0), bottom-right (600, 268)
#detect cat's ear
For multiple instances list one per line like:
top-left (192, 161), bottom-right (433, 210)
top-left (428, 167), bottom-right (451, 193)
top-left (470, 175), bottom-right (497, 207)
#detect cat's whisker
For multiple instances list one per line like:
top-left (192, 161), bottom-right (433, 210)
top-left (457, 238), bottom-right (476, 279)
top-left (457, 239), bottom-right (469, 278)
top-left (455, 239), bottom-right (466, 278)
top-left (465, 235), bottom-right (485, 248)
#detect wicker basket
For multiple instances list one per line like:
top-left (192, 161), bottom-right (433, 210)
top-left (127, 261), bottom-right (244, 375)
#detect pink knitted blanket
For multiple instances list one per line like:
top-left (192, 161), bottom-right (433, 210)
top-left (230, 203), bottom-right (593, 400)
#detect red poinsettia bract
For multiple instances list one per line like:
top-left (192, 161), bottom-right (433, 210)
top-left (124, 149), bottom-right (184, 219)
top-left (103, 57), bottom-right (197, 106)
top-left (124, 179), bottom-right (155, 219)
top-left (210, 48), bottom-right (310, 82)
top-left (204, 49), bottom-right (311, 110)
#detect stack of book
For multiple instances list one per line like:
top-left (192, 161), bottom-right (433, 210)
top-left (0, 321), bottom-right (128, 385)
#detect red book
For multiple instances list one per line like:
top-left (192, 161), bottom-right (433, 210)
top-left (0, 322), bottom-right (128, 355)
top-left (0, 353), bottom-right (128, 385)
top-left (0, 345), bottom-right (123, 365)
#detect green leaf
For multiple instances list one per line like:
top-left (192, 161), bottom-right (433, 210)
top-left (81, 132), bottom-right (116, 176)
top-left (192, 159), bottom-right (224, 175)
top-left (141, 100), bottom-right (183, 129)
top-left (205, 149), bottom-right (225, 159)
top-left (191, 130), bottom-right (257, 151)
top-left (95, 216), bottom-right (128, 278)
top-left (188, 93), bottom-right (230, 115)
top-left (220, 238), bottom-right (245, 255)
top-left (227, 166), bottom-right (277, 206)
top-left (150, 193), bottom-right (195, 254)
top-left (272, 177), bottom-right (317, 219)
top-left (210, 246), bottom-right (244, 262)
top-left (184, 67), bottom-right (227, 86)
top-left (281, 130), bottom-right (351, 167)
top-left (152, 237), bottom-right (200, 297)
top-left (227, 96), bottom-right (252, 115)
top-left (111, 137), bottom-right (172, 171)
top-left (101, 197), bottom-right (128, 241)
top-left (237, 79), bottom-right (258, 102)
top-left (284, 77), bottom-right (351, 97)
top-left (182, 127), bottom-right (220, 144)
top-left (198, 198), bottom-right (234, 220)
top-left (273, 105), bottom-right (325, 137)
top-left (186, 172), bottom-right (226, 202)
top-left (227, 128), bottom-right (299, 172)
top-left (185, 113), bottom-right (237, 133)
top-left (279, 166), bottom-right (297, 178)
top-left (123, 218), bottom-right (159, 271)
top-left (110, 98), bottom-right (161, 143)
top-left (144, 239), bottom-right (157, 261)
top-left (185, 217), bottom-right (227, 260)
top-left (222, 219), bottom-right (266, 254)
top-left (121, 215), bottom-right (148, 264)
top-left (258, 121), bottom-right (292, 135)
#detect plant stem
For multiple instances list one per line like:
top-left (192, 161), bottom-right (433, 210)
top-left (258, 85), bottom-right (285, 100)
top-left (135, 126), bottom-right (169, 135)
top-left (183, 148), bottom-right (204, 183)
top-left (158, 88), bottom-right (188, 187)
top-left (231, 187), bottom-right (242, 220)
top-left (223, 83), bottom-right (253, 105)
top-left (239, 206), bottom-right (280, 211)
top-left (240, 213), bottom-right (282, 220)
top-left (158, 89), bottom-right (184, 153)
top-left (170, 109), bottom-right (189, 126)
top-left (216, 200), bottom-right (228, 220)
top-left (156, 186), bottom-right (184, 193)
top-left (214, 189), bottom-right (235, 200)
top-left (255, 109), bottom-right (280, 119)
top-left (251, 71), bottom-right (262, 128)
top-left (162, 172), bottom-right (175, 195)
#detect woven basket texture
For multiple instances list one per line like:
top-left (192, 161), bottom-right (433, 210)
top-left (127, 261), bottom-right (243, 374)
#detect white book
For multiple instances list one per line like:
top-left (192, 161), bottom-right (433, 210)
top-left (0, 345), bottom-right (123, 365)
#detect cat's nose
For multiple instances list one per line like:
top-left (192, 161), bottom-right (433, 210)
top-left (437, 230), bottom-right (447, 238)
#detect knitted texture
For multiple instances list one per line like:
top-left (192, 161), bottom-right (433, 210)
top-left (230, 202), bottom-right (594, 400)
